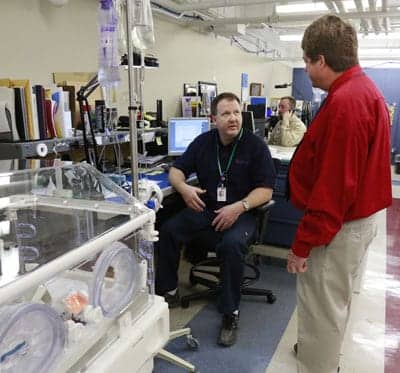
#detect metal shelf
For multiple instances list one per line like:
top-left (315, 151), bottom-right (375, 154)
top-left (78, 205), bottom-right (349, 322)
top-left (0, 131), bottom-right (130, 160)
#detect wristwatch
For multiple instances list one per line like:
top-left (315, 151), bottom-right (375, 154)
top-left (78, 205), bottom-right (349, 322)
top-left (241, 199), bottom-right (250, 212)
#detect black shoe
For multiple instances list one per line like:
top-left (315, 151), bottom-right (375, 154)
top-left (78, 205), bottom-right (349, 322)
top-left (163, 290), bottom-right (180, 308)
top-left (217, 313), bottom-right (239, 347)
top-left (294, 343), bottom-right (340, 372)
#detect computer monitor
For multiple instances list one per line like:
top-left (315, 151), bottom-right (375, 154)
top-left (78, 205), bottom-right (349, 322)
top-left (168, 117), bottom-right (210, 156)
top-left (249, 96), bottom-right (268, 118)
top-left (241, 111), bottom-right (255, 133)
top-left (247, 104), bottom-right (266, 119)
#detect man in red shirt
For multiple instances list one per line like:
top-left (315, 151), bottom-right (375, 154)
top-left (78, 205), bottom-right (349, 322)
top-left (287, 15), bottom-right (392, 373)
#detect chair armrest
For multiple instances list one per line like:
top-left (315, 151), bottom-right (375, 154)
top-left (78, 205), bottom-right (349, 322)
top-left (253, 200), bottom-right (276, 244)
top-left (254, 199), bottom-right (275, 214)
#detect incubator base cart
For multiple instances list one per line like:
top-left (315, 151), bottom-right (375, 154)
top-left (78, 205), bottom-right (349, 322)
top-left (0, 163), bottom-right (169, 373)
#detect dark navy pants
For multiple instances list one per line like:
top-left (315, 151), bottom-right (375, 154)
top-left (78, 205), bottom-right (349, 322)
top-left (155, 207), bottom-right (256, 315)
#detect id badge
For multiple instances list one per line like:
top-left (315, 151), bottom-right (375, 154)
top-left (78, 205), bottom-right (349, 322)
top-left (217, 186), bottom-right (227, 202)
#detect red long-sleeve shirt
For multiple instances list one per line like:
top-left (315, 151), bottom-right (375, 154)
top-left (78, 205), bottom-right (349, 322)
top-left (289, 65), bottom-right (392, 258)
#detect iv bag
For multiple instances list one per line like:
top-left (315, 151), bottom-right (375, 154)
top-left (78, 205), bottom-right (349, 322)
top-left (0, 303), bottom-right (65, 373)
top-left (90, 241), bottom-right (140, 317)
top-left (130, 0), bottom-right (155, 50)
top-left (115, 0), bottom-right (128, 56)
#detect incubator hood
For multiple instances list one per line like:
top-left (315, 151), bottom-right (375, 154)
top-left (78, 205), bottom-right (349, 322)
top-left (0, 163), bottom-right (168, 373)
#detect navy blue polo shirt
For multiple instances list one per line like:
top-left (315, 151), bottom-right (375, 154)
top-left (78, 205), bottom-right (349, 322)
top-left (173, 128), bottom-right (276, 211)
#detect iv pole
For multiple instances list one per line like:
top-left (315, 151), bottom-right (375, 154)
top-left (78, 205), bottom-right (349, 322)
top-left (125, 0), bottom-right (139, 198)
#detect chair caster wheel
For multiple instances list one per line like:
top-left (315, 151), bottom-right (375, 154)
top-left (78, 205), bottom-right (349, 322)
top-left (267, 294), bottom-right (276, 304)
top-left (181, 298), bottom-right (190, 308)
top-left (186, 334), bottom-right (200, 350)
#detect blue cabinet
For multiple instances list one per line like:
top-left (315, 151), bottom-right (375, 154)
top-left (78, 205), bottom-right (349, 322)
top-left (262, 162), bottom-right (303, 247)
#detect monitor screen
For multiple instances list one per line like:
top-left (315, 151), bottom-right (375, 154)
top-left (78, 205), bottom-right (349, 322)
top-left (168, 118), bottom-right (210, 156)
top-left (241, 111), bottom-right (255, 133)
top-left (250, 96), bottom-right (267, 106)
top-left (247, 104), bottom-right (266, 119)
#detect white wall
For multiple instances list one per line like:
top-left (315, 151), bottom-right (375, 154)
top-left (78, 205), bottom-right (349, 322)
top-left (0, 0), bottom-right (292, 118)
top-left (0, 0), bottom-right (99, 83)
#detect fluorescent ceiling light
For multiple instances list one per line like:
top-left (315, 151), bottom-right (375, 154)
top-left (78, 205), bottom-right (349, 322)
top-left (342, 0), bottom-right (382, 11)
top-left (279, 34), bottom-right (303, 41)
top-left (276, 2), bottom-right (327, 13)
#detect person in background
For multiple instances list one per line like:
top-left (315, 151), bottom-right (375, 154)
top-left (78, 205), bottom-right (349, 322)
top-left (287, 15), bottom-right (392, 373)
top-left (268, 96), bottom-right (306, 147)
top-left (155, 92), bottom-right (275, 347)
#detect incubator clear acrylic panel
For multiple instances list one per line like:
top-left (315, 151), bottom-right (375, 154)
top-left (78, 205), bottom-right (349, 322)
top-left (0, 163), bottom-right (157, 372)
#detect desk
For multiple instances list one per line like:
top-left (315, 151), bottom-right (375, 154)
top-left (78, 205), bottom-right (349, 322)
top-left (125, 168), bottom-right (197, 198)
top-left (124, 168), bottom-right (198, 230)
top-left (268, 144), bottom-right (295, 163)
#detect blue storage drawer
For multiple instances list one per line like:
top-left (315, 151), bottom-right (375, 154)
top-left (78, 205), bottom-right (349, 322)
top-left (278, 162), bottom-right (290, 174)
top-left (269, 194), bottom-right (304, 222)
top-left (262, 218), bottom-right (299, 248)
top-left (274, 175), bottom-right (288, 194)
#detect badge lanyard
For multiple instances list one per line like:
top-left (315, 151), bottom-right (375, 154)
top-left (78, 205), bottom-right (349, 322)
top-left (216, 128), bottom-right (243, 202)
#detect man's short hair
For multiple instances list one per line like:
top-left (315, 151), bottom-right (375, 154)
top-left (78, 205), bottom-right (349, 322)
top-left (280, 96), bottom-right (296, 110)
top-left (211, 92), bottom-right (241, 115)
top-left (301, 15), bottom-right (358, 72)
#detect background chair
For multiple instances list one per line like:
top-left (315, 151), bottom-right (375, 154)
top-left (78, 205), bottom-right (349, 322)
top-left (180, 199), bottom-right (277, 309)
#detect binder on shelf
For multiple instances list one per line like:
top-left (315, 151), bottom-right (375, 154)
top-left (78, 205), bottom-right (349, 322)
top-left (0, 86), bottom-right (19, 141)
top-left (13, 79), bottom-right (36, 140)
top-left (14, 87), bottom-right (28, 140)
top-left (44, 88), bottom-right (57, 138)
top-left (33, 85), bottom-right (48, 140)
top-left (0, 102), bottom-right (12, 140)
top-left (0, 78), bottom-right (36, 140)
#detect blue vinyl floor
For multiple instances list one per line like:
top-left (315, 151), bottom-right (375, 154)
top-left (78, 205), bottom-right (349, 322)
top-left (154, 261), bottom-right (297, 373)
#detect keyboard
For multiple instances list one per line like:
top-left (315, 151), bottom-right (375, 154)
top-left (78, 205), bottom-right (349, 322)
top-left (137, 154), bottom-right (167, 167)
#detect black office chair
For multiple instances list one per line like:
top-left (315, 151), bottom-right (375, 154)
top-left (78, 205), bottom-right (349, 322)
top-left (180, 199), bottom-right (277, 309)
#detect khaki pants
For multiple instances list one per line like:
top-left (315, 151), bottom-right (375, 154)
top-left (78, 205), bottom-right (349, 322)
top-left (297, 214), bottom-right (378, 373)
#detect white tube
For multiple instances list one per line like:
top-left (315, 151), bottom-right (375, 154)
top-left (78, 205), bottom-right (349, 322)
top-left (0, 211), bottom-right (154, 305)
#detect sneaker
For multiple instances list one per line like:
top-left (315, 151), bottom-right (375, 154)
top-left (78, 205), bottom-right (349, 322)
top-left (163, 290), bottom-right (180, 308)
top-left (217, 313), bottom-right (239, 347)
top-left (293, 343), bottom-right (340, 372)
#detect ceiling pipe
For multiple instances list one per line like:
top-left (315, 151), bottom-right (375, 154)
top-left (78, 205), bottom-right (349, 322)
top-left (172, 0), bottom-right (282, 12)
top-left (353, 0), bottom-right (370, 34)
top-left (155, 0), bottom-right (319, 12)
top-left (382, 0), bottom-right (390, 33)
top-left (323, 1), bottom-right (338, 13)
top-left (151, 2), bottom-right (215, 22)
top-left (196, 9), bottom-right (400, 26)
top-left (383, 17), bottom-right (391, 34)
top-left (332, 0), bottom-right (345, 13)
top-left (368, 0), bottom-right (381, 33)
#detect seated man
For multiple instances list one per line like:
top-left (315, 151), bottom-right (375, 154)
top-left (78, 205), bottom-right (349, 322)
top-left (155, 92), bottom-right (275, 347)
top-left (268, 96), bottom-right (306, 147)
